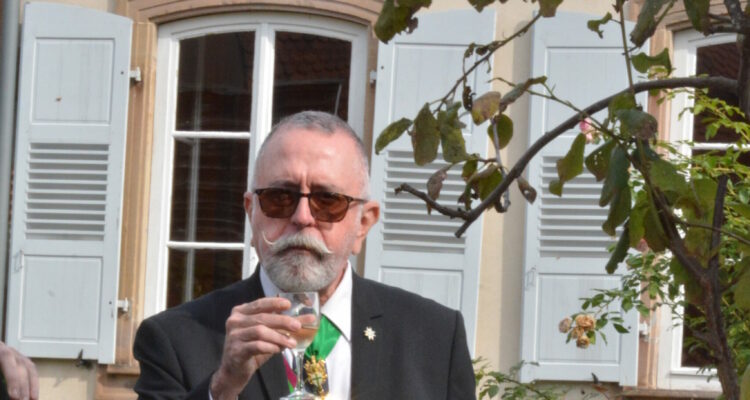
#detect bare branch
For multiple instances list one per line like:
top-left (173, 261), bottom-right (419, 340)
top-left (395, 184), bottom-right (470, 219)
top-left (435, 14), bottom-right (542, 112)
top-left (453, 76), bottom-right (738, 237)
top-left (723, 0), bottom-right (745, 29)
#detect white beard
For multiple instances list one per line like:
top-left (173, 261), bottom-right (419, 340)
top-left (260, 232), bottom-right (338, 291)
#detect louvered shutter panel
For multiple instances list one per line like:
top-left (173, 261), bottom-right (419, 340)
top-left (5, 3), bottom-right (132, 363)
top-left (365, 9), bottom-right (494, 352)
top-left (519, 12), bottom-right (643, 385)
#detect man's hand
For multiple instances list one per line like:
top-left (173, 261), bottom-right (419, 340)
top-left (0, 341), bottom-right (39, 400)
top-left (210, 297), bottom-right (300, 400)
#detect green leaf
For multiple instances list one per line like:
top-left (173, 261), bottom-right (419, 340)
top-left (649, 158), bottom-right (688, 195)
top-left (427, 168), bottom-right (448, 201)
top-left (616, 109), bottom-right (658, 140)
top-left (740, 363), bottom-right (750, 400)
top-left (438, 104), bottom-right (469, 163)
top-left (550, 134), bottom-right (586, 196)
top-left (599, 146), bottom-right (630, 207)
top-left (643, 199), bottom-right (668, 252)
top-left (585, 140), bottom-right (616, 181)
top-left (468, 0), bottom-right (496, 12)
top-left (471, 91), bottom-right (502, 124)
top-left (629, 191), bottom-right (648, 248)
top-left (375, 118), bottom-right (412, 154)
top-left (630, 0), bottom-right (672, 47)
top-left (602, 188), bottom-right (631, 236)
top-left (631, 48), bottom-right (672, 74)
top-left (606, 227), bottom-right (630, 274)
top-left (498, 77), bottom-right (547, 113)
top-left (587, 12), bottom-right (613, 38)
top-left (684, 0), bottom-right (711, 33)
top-left (462, 158), bottom-right (478, 181)
top-left (613, 323), bottom-right (630, 334)
top-left (478, 167), bottom-right (503, 201)
top-left (608, 92), bottom-right (637, 120)
top-left (538, 0), bottom-right (564, 17)
top-left (412, 103), bottom-right (440, 165)
top-left (374, 0), bottom-right (414, 43)
top-left (622, 297), bottom-right (633, 312)
top-left (729, 202), bottom-right (750, 219)
top-left (487, 114), bottom-right (513, 149)
top-left (735, 261), bottom-right (750, 313)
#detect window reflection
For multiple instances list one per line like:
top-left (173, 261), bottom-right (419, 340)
top-left (170, 138), bottom-right (249, 242)
top-left (176, 32), bottom-right (255, 131)
top-left (272, 32), bottom-right (351, 123)
top-left (167, 249), bottom-right (243, 307)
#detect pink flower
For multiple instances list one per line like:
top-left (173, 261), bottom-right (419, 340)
top-left (579, 118), bottom-right (598, 144)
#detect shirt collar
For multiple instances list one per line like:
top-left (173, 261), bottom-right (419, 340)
top-left (259, 263), bottom-right (352, 342)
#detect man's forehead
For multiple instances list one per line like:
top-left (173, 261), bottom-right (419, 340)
top-left (254, 127), bottom-right (361, 189)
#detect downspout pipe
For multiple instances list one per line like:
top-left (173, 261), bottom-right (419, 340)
top-left (0, 0), bottom-right (20, 338)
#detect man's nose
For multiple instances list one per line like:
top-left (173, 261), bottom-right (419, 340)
top-left (290, 197), bottom-right (316, 226)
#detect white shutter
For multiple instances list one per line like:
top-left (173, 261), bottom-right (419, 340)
top-left (519, 12), bottom-right (644, 385)
top-left (365, 9), bottom-right (494, 352)
top-left (5, 3), bottom-right (132, 363)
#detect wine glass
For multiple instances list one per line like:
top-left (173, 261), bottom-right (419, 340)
top-left (279, 291), bottom-right (320, 400)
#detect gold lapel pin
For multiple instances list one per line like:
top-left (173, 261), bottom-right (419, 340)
top-left (364, 326), bottom-right (376, 341)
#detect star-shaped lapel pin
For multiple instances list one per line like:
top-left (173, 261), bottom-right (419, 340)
top-left (364, 326), bottom-right (376, 341)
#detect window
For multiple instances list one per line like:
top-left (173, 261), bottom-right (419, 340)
top-left (657, 30), bottom-right (743, 391)
top-left (145, 13), bottom-right (367, 315)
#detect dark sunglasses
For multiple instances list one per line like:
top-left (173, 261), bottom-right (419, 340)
top-left (254, 188), bottom-right (367, 222)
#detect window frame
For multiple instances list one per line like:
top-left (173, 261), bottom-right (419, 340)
top-left (144, 12), bottom-right (368, 317)
top-left (656, 29), bottom-right (734, 391)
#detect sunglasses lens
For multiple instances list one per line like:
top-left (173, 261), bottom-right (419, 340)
top-left (255, 189), bottom-right (355, 222)
top-left (257, 189), bottom-right (298, 218)
top-left (309, 192), bottom-right (350, 222)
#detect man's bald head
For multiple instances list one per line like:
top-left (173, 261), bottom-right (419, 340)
top-left (252, 111), bottom-right (370, 197)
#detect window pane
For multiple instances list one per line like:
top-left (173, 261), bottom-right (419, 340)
top-left (693, 42), bottom-right (740, 143)
top-left (166, 248), bottom-right (243, 307)
top-left (170, 138), bottom-right (249, 242)
top-left (176, 32), bottom-right (255, 131)
top-left (272, 32), bottom-right (351, 124)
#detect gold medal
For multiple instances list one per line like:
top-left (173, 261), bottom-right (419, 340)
top-left (304, 355), bottom-right (328, 397)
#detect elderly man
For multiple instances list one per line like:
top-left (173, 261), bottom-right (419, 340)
top-left (133, 111), bottom-right (475, 400)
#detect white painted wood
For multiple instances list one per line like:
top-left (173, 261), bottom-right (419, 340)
top-left (520, 11), bottom-right (642, 385)
top-left (366, 9), bottom-right (495, 353)
top-left (145, 13), bottom-right (368, 317)
top-left (6, 2), bottom-right (131, 363)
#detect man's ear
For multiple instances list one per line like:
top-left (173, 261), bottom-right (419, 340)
top-left (243, 191), bottom-right (253, 218)
top-left (351, 200), bottom-right (380, 255)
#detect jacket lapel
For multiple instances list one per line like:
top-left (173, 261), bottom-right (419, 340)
top-left (350, 274), bottom-right (385, 399)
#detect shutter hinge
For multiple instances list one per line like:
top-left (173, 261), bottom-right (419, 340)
top-left (638, 321), bottom-right (650, 338)
top-left (116, 298), bottom-right (131, 314)
top-left (129, 67), bottom-right (142, 83)
top-left (369, 69), bottom-right (377, 86)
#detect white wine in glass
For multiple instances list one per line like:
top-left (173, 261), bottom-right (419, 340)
top-left (279, 292), bottom-right (320, 400)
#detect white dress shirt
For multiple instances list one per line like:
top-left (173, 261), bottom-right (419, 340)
top-left (260, 264), bottom-right (353, 400)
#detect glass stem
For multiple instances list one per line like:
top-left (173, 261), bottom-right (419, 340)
top-left (295, 350), bottom-right (305, 392)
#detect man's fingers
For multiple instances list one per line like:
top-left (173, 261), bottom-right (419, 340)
top-left (229, 324), bottom-right (297, 349)
top-left (234, 297), bottom-right (291, 315)
top-left (23, 355), bottom-right (39, 400)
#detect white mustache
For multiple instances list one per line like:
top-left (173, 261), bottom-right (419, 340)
top-left (262, 232), bottom-right (333, 257)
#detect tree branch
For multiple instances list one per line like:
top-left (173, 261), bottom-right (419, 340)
top-left (708, 175), bottom-right (729, 274)
top-left (723, 0), bottom-right (745, 29)
top-left (395, 184), bottom-right (470, 219)
top-left (452, 76), bottom-right (738, 237)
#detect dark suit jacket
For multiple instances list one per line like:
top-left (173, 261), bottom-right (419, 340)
top-left (133, 270), bottom-right (476, 399)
